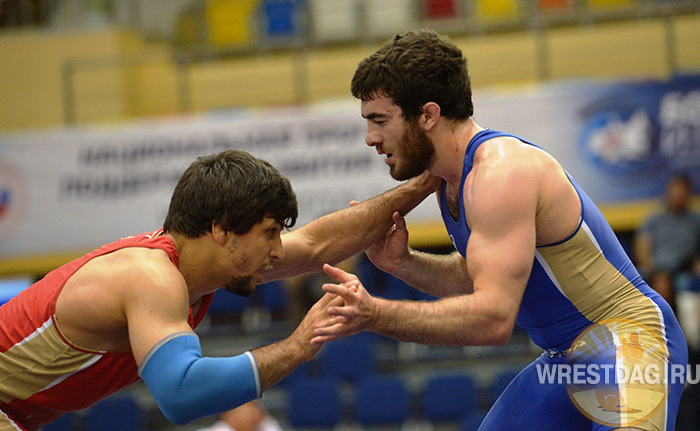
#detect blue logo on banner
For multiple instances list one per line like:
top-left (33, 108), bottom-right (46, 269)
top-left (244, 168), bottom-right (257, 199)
top-left (579, 108), bottom-right (660, 176)
top-left (579, 76), bottom-right (700, 185)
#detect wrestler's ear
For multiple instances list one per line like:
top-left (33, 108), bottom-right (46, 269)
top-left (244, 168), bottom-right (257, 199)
top-left (211, 223), bottom-right (228, 245)
top-left (421, 102), bottom-right (440, 131)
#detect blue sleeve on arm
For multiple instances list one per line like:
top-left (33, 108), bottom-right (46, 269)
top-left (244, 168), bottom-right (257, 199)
top-left (138, 332), bottom-right (261, 424)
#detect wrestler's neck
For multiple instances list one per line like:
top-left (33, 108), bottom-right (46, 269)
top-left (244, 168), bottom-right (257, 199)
top-left (429, 116), bottom-right (485, 189)
top-left (165, 231), bottom-right (221, 304)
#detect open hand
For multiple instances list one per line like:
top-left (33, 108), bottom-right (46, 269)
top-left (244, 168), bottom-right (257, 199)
top-left (311, 264), bottom-right (376, 344)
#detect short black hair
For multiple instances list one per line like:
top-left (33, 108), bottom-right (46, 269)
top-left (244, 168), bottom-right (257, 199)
top-left (164, 150), bottom-right (297, 237)
top-left (351, 29), bottom-right (473, 121)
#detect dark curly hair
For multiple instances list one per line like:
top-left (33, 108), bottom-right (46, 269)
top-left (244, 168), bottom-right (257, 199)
top-left (351, 29), bottom-right (473, 121)
top-left (164, 150), bottom-right (297, 237)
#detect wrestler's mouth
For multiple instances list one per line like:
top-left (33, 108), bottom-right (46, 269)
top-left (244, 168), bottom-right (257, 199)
top-left (376, 147), bottom-right (394, 164)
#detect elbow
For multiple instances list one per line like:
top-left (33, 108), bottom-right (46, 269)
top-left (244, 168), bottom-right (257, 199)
top-left (490, 328), bottom-right (513, 346)
top-left (157, 398), bottom-right (199, 425)
top-left (488, 316), bottom-right (516, 346)
top-left (165, 412), bottom-right (194, 426)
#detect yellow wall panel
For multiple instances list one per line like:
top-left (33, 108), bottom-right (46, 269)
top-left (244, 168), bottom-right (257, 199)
top-left (587, 0), bottom-right (633, 11)
top-left (71, 67), bottom-right (128, 124)
top-left (0, 29), bottom-right (142, 131)
top-left (0, 14), bottom-right (697, 133)
top-left (547, 19), bottom-right (669, 80)
top-left (124, 61), bottom-right (180, 118)
top-left (305, 45), bottom-right (374, 102)
top-left (454, 32), bottom-right (540, 86)
top-left (674, 15), bottom-right (700, 72)
top-left (189, 54), bottom-right (298, 110)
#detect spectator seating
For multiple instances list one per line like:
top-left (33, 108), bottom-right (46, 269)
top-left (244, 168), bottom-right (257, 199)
top-left (287, 377), bottom-right (343, 429)
top-left (422, 372), bottom-right (478, 422)
top-left (85, 396), bottom-right (141, 431)
top-left (354, 374), bottom-right (410, 426)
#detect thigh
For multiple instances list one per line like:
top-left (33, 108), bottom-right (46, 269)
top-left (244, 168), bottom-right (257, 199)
top-left (479, 355), bottom-right (590, 431)
top-left (576, 317), bottom-right (687, 431)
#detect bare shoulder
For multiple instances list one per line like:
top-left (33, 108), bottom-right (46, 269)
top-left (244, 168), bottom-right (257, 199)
top-left (104, 247), bottom-right (184, 289)
top-left (72, 247), bottom-right (185, 300)
top-left (468, 136), bottom-right (580, 244)
top-left (466, 138), bottom-right (542, 205)
top-left (473, 136), bottom-right (555, 173)
top-left (56, 247), bottom-right (187, 351)
top-left (469, 136), bottom-right (568, 192)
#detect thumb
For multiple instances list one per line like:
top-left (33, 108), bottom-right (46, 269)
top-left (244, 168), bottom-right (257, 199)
top-left (392, 211), bottom-right (407, 230)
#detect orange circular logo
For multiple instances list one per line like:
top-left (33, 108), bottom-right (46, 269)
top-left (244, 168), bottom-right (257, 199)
top-left (565, 318), bottom-right (669, 427)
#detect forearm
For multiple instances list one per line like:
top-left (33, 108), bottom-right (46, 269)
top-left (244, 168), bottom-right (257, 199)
top-left (252, 292), bottom-right (337, 388)
top-left (370, 293), bottom-right (513, 346)
top-left (250, 337), bottom-right (309, 391)
top-left (270, 176), bottom-right (437, 279)
top-left (139, 333), bottom-right (314, 424)
top-left (390, 250), bottom-right (473, 297)
top-left (139, 333), bottom-right (261, 424)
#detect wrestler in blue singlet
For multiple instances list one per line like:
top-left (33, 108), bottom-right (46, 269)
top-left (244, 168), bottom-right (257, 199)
top-left (440, 130), bottom-right (687, 431)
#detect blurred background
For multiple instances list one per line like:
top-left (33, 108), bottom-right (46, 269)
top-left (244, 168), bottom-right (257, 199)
top-left (1, 0), bottom-right (699, 130)
top-left (1, 1), bottom-right (700, 430)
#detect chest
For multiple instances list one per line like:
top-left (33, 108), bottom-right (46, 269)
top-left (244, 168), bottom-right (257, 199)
top-left (444, 185), bottom-right (462, 222)
top-left (440, 186), bottom-right (471, 257)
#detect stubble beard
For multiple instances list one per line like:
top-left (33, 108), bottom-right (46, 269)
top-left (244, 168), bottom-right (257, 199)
top-left (390, 120), bottom-right (436, 181)
top-left (224, 276), bottom-right (255, 297)
top-left (224, 238), bottom-right (256, 297)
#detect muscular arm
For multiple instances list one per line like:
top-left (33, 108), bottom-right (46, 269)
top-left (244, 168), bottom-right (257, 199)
top-left (124, 250), bottom-right (341, 424)
top-left (315, 141), bottom-right (539, 346)
top-left (395, 249), bottom-right (472, 297)
top-left (263, 173), bottom-right (440, 281)
top-left (366, 209), bottom-right (473, 297)
top-left (249, 292), bottom-right (341, 389)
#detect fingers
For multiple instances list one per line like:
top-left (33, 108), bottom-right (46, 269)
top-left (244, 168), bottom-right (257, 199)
top-left (392, 211), bottom-right (406, 231)
top-left (321, 281), bottom-right (358, 301)
top-left (311, 325), bottom-right (345, 343)
top-left (310, 267), bottom-right (367, 347)
top-left (314, 321), bottom-right (348, 337)
top-left (312, 291), bottom-right (342, 309)
top-left (311, 321), bottom-right (355, 345)
top-left (324, 293), bottom-right (345, 308)
top-left (310, 326), bottom-right (346, 345)
top-left (323, 263), bottom-right (360, 284)
top-left (326, 300), bottom-right (358, 319)
top-left (310, 303), bottom-right (352, 345)
top-left (416, 170), bottom-right (443, 192)
top-left (307, 298), bottom-right (349, 345)
top-left (311, 333), bottom-right (341, 345)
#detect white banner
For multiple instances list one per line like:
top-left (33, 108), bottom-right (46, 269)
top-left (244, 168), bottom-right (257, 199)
top-left (2, 76), bottom-right (699, 259)
top-left (0, 105), bottom-right (434, 257)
